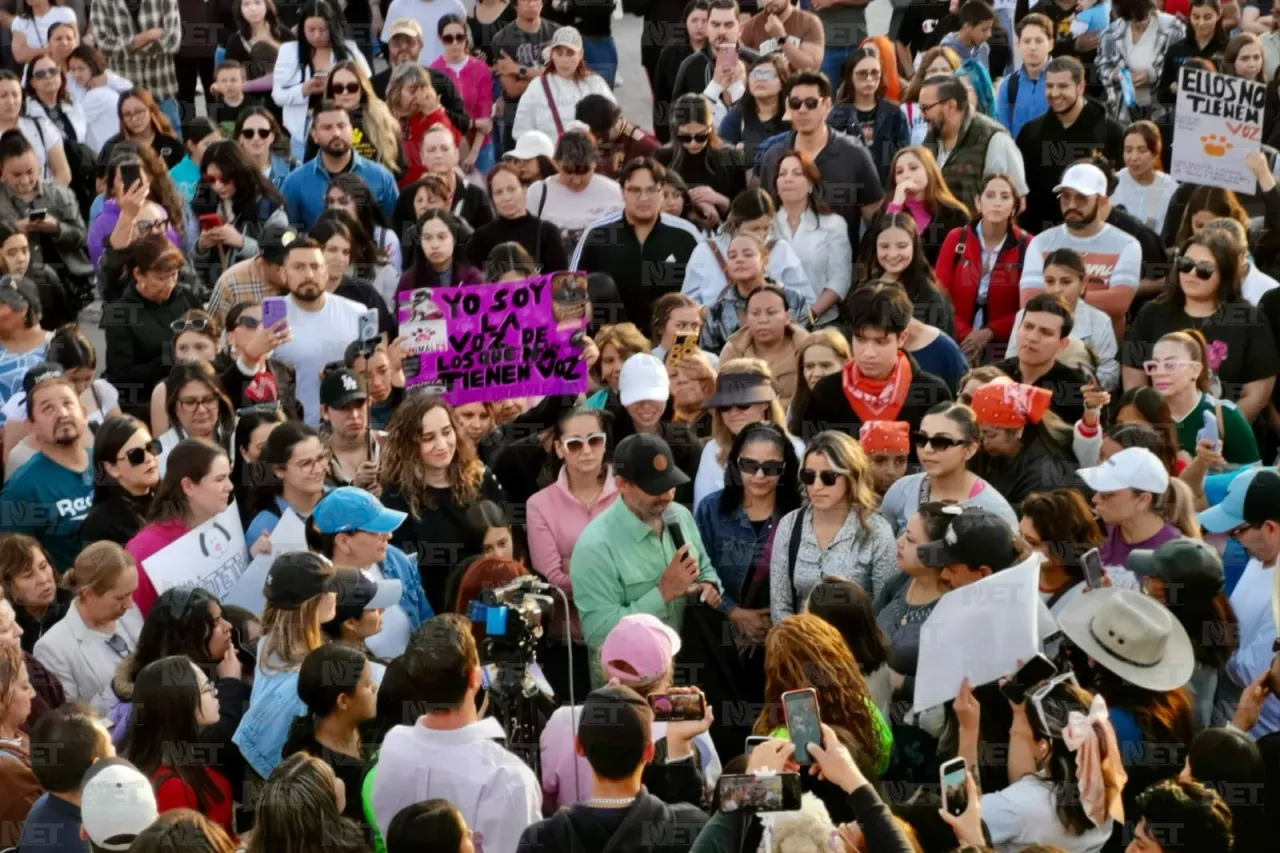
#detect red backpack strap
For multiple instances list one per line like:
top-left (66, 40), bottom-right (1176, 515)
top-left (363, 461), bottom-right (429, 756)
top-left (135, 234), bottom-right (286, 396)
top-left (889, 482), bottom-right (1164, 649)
top-left (541, 75), bottom-right (564, 137)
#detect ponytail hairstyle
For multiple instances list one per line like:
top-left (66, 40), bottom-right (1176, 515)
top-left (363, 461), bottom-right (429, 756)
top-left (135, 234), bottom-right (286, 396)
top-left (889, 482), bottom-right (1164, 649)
top-left (282, 643), bottom-right (368, 759)
top-left (1157, 329), bottom-right (1213, 393)
top-left (1027, 679), bottom-right (1123, 835)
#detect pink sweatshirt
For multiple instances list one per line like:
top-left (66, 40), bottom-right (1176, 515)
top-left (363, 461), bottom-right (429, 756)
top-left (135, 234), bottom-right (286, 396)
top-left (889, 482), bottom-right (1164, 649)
top-left (525, 467), bottom-right (618, 641)
top-left (429, 55), bottom-right (495, 147)
top-left (126, 518), bottom-right (190, 617)
top-left (886, 197), bottom-right (933, 233)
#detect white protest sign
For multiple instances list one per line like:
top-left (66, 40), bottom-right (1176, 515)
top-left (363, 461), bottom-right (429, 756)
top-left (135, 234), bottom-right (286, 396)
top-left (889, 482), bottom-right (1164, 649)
top-left (911, 554), bottom-right (1048, 714)
top-left (1171, 66), bottom-right (1264, 194)
top-left (141, 503), bottom-right (250, 601)
top-left (221, 510), bottom-right (308, 616)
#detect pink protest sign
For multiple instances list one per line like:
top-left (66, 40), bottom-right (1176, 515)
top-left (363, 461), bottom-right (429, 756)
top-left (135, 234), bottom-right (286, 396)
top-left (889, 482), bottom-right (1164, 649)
top-left (397, 272), bottom-right (590, 404)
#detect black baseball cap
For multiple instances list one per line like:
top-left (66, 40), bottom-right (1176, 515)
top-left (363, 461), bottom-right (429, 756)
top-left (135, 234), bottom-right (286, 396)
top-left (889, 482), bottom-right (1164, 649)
top-left (1127, 539), bottom-right (1224, 596)
top-left (263, 552), bottom-right (337, 609)
top-left (918, 508), bottom-right (1020, 572)
top-left (614, 433), bottom-right (689, 496)
top-left (23, 362), bottom-right (65, 400)
top-left (0, 275), bottom-right (39, 314)
top-left (328, 569), bottom-right (403, 626)
top-left (1242, 470), bottom-right (1280, 526)
top-left (259, 221), bottom-right (300, 266)
top-left (320, 368), bottom-right (367, 408)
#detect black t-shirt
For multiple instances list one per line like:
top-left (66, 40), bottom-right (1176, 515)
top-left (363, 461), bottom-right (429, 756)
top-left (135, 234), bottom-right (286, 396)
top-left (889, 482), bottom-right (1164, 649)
top-left (896, 0), bottom-right (951, 57)
top-left (1124, 299), bottom-right (1280, 404)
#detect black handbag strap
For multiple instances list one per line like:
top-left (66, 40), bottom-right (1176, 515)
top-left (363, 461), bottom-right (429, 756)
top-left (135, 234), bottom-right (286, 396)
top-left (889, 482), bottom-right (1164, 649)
top-left (787, 507), bottom-right (806, 594)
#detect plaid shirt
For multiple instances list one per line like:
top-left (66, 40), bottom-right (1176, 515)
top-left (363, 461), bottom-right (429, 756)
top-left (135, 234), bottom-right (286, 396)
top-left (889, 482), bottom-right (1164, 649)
top-left (91, 0), bottom-right (181, 100)
top-left (700, 278), bottom-right (811, 353)
top-left (1095, 12), bottom-right (1186, 121)
top-left (206, 257), bottom-right (285, 326)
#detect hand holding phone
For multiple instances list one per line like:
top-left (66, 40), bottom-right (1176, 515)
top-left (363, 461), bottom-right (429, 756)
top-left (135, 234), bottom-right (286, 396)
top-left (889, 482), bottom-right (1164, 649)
top-left (1197, 410), bottom-right (1220, 453)
top-left (998, 653), bottom-right (1058, 704)
top-left (261, 297), bottom-right (289, 335)
top-left (647, 691), bottom-right (706, 722)
top-left (358, 308), bottom-right (380, 342)
top-left (716, 773), bottom-right (802, 812)
top-left (1081, 547), bottom-right (1105, 591)
top-left (940, 757), bottom-right (969, 817)
top-left (782, 688), bottom-right (823, 765)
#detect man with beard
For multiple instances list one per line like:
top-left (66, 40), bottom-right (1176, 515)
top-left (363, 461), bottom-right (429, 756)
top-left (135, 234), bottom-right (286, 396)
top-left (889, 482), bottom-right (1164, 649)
top-left (281, 102), bottom-right (399, 229)
top-left (370, 19), bottom-right (470, 132)
top-left (740, 0), bottom-right (824, 72)
top-left (919, 74), bottom-right (1027, 209)
top-left (0, 364), bottom-right (93, 573)
top-left (570, 432), bottom-right (721, 686)
top-left (1199, 468), bottom-right (1280, 738)
top-left (271, 239), bottom-right (365, 426)
top-left (671, 0), bottom-right (761, 113)
top-left (995, 293), bottom-right (1088, 425)
top-left (1019, 163), bottom-right (1142, 335)
top-left (570, 158), bottom-right (700, 336)
top-left (1016, 56), bottom-right (1125, 232)
top-left (758, 71), bottom-right (884, 238)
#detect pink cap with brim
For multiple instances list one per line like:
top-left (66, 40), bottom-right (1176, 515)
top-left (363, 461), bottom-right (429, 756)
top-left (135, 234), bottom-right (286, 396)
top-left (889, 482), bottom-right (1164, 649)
top-left (600, 614), bottom-right (681, 683)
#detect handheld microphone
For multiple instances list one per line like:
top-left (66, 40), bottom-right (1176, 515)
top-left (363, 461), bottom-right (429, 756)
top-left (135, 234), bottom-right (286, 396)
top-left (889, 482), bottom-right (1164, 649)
top-left (662, 506), bottom-right (686, 552)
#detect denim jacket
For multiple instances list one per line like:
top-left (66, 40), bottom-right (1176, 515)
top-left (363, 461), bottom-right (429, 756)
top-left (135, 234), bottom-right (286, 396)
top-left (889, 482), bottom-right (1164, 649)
top-left (694, 489), bottom-right (779, 613)
top-left (380, 545), bottom-right (434, 629)
top-left (232, 656), bottom-right (304, 778)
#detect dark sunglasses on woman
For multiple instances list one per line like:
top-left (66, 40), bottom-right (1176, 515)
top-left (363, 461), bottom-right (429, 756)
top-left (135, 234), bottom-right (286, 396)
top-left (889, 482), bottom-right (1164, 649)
top-left (171, 317), bottom-right (210, 333)
top-left (235, 315), bottom-right (261, 330)
top-left (330, 82), bottom-right (362, 96)
top-left (31, 67), bottom-right (58, 80)
top-left (241, 128), bottom-right (272, 140)
top-left (121, 439), bottom-right (163, 466)
top-left (1176, 255), bottom-right (1215, 280)
top-left (911, 431), bottom-right (967, 450)
top-left (737, 458), bottom-right (786, 478)
top-left (799, 468), bottom-right (841, 486)
top-left (441, 33), bottom-right (467, 44)
top-left (677, 131), bottom-right (710, 144)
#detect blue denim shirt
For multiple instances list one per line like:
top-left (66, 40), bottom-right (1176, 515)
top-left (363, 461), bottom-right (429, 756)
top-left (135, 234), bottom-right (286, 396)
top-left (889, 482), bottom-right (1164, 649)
top-left (695, 489), bottom-right (778, 612)
top-left (281, 151), bottom-right (398, 229)
top-left (232, 657), bottom-right (304, 778)
top-left (380, 544), bottom-right (434, 629)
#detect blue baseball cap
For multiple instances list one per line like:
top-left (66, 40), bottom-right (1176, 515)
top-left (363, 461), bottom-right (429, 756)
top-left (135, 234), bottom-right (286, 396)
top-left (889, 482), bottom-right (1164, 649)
top-left (312, 487), bottom-right (407, 535)
top-left (1198, 467), bottom-right (1278, 533)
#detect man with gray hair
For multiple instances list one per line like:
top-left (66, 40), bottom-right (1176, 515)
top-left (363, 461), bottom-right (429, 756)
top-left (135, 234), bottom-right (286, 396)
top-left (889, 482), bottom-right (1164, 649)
top-left (919, 73), bottom-right (1027, 208)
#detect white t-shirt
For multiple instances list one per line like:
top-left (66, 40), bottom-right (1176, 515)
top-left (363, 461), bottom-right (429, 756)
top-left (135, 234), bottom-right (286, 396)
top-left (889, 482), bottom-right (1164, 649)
top-left (981, 775), bottom-right (1113, 853)
top-left (380, 0), bottom-right (468, 66)
top-left (1242, 263), bottom-right (1280, 306)
top-left (17, 115), bottom-right (61, 180)
top-left (526, 175), bottom-right (623, 248)
top-left (1110, 169), bottom-right (1179, 236)
top-left (273, 293), bottom-right (365, 426)
top-left (362, 561), bottom-right (413, 660)
top-left (10, 6), bottom-right (76, 50)
top-left (74, 86), bottom-right (120, 155)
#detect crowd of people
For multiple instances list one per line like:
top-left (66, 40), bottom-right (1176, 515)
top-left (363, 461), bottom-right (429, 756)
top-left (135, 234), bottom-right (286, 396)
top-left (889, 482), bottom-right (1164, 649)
top-left (0, 1), bottom-right (1278, 853)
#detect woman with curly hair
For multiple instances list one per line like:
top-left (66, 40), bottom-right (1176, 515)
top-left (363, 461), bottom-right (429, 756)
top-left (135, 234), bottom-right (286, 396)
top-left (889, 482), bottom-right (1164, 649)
top-left (753, 614), bottom-right (892, 778)
top-left (380, 393), bottom-right (508, 614)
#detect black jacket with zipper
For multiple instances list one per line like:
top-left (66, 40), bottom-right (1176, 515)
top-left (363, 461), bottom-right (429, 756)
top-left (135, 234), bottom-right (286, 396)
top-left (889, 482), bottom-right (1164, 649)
top-left (516, 787), bottom-right (707, 853)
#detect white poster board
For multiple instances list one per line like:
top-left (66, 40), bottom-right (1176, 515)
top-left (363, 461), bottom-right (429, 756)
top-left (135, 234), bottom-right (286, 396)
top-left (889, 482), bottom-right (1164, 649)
top-left (911, 554), bottom-right (1045, 714)
top-left (221, 510), bottom-right (308, 616)
top-left (1171, 67), bottom-right (1264, 194)
top-left (140, 503), bottom-right (251, 601)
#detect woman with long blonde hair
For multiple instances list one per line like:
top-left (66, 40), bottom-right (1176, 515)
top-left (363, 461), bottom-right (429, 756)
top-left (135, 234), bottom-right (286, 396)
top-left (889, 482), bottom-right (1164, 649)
top-left (753, 614), bottom-right (893, 775)
top-left (786, 329), bottom-right (850, 435)
top-left (386, 62), bottom-right (459, 187)
top-left (769, 432), bottom-right (896, 620)
top-left (883, 145), bottom-right (970, 265)
top-left (379, 393), bottom-right (507, 613)
top-left (230, 552), bottom-right (337, 779)
top-left (311, 59), bottom-right (402, 174)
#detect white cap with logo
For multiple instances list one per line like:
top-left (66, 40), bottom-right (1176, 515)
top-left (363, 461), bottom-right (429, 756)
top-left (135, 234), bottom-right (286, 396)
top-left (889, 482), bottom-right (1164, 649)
top-left (1053, 163), bottom-right (1109, 199)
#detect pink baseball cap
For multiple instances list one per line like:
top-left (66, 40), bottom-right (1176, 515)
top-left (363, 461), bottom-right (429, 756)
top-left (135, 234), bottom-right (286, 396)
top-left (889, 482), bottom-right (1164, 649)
top-left (600, 614), bottom-right (681, 684)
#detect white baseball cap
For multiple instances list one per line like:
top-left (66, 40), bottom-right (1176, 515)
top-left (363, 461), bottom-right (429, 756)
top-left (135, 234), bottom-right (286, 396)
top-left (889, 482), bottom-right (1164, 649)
top-left (619, 353), bottom-right (670, 407)
top-left (1077, 447), bottom-right (1169, 494)
top-left (1053, 163), bottom-right (1108, 198)
top-left (506, 130), bottom-right (555, 161)
top-left (80, 758), bottom-right (159, 851)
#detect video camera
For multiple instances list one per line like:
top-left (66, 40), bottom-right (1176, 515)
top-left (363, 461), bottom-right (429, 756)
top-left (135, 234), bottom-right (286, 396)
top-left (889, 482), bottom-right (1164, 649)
top-left (467, 575), bottom-right (556, 666)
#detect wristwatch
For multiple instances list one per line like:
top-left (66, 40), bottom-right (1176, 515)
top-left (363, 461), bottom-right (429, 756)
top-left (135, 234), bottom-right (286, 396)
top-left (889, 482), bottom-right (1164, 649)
top-left (517, 66), bottom-right (528, 80)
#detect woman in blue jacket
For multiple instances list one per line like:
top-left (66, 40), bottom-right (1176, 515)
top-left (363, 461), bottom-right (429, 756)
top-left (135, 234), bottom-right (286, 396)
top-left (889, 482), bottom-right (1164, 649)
top-left (829, 48), bottom-right (910, 185)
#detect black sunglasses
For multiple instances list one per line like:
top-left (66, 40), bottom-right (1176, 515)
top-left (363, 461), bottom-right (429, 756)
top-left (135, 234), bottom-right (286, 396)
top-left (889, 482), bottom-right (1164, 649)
top-left (171, 317), bottom-right (210, 333)
top-left (911, 431), bottom-right (968, 451)
top-left (677, 131), bottom-right (710, 144)
top-left (330, 81), bottom-right (361, 96)
top-left (1176, 255), bottom-right (1216, 280)
top-left (441, 33), bottom-right (466, 44)
top-left (241, 127), bottom-right (272, 140)
top-left (120, 438), bottom-right (163, 466)
top-left (30, 67), bottom-right (58, 80)
top-left (235, 315), bottom-right (261, 330)
top-left (799, 468), bottom-right (841, 487)
top-left (788, 96), bottom-right (821, 110)
top-left (737, 458), bottom-right (786, 477)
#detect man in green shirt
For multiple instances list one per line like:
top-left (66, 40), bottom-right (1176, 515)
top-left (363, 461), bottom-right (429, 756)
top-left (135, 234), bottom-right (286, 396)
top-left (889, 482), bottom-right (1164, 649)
top-left (570, 433), bottom-right (721, 684)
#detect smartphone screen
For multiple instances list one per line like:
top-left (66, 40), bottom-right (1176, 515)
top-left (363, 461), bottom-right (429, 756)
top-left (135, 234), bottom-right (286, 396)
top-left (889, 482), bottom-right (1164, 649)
top-left (1081, 547), bottom-right (1104, 590)
top-left (782, 689), bottom-right (822, 765)
top-left (941, 758), bottom-right (968, 817)
top-left (717, 773), bottom-right (802, 812)
top-left (647, 692), bottom-right (705, 723)
top-left (119, 163), bottom-right (141, 190)
top-left (261, 297), bottom-right (289, 333)
top-left (1000, 652), bottom-right (1059, 704)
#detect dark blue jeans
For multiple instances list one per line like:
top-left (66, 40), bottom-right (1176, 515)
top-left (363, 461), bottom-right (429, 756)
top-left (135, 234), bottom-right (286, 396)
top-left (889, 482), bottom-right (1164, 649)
top-left (582, 35), bottom-right (618, 88)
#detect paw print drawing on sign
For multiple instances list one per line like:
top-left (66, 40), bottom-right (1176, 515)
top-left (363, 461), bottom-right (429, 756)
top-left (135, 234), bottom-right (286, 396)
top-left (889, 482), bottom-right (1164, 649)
top-left (1201, 134), bottom-right (1233, 157)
